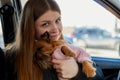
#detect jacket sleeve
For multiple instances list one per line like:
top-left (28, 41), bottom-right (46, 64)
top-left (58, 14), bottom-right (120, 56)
top-left (5, 50), bottom-right (17, 80)
top-left (71, 62), bottom-right (105, 80)
top-left (0, 48), bottom-right (5, 80)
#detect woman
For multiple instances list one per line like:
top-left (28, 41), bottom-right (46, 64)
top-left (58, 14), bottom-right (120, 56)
top-left (5, 0), bottom-right (104, 80)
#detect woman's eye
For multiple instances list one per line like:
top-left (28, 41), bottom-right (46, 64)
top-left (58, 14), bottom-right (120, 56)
top-left (41, 22), bottom-right (49, 27)
top-left (56, 18), bottom-right (61, 24)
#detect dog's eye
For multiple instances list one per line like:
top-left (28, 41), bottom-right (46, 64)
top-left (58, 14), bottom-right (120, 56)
top-left (37, 46), bottom-right (43, 51)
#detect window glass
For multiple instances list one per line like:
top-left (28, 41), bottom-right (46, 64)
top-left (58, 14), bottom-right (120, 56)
top-left (20, 0), bottom-right (120, 58)
top-left (0, 20), bottom-right (5, 49)
top-left (55, 0), bottom-right (120, 59)
top-left (21, 0), bottom-right (27, 8)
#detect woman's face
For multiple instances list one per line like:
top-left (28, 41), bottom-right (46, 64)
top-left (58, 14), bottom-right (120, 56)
top-left (34, 10), bottom-right (62, 41)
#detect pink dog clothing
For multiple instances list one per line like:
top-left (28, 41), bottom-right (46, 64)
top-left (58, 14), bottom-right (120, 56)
top-left (52, 44), bottom-right (92, 80)
top-left (52, 43), bottom-right (92, 62)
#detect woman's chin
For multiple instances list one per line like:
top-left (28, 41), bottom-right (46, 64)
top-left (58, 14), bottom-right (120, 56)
top-left (51, 37), bottom-right (59, 41)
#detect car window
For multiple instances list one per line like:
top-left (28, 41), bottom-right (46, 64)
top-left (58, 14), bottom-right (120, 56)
top-left (21, 0), bottom-right (27, 8)
top-left (21, 0), bottom-right (120, 59)
top-left (55, 0), bottom-right (120, 59)
top-left (0, 20), bottom-right (5, 49)
top-left (102, 31), bottom-right (111, 38)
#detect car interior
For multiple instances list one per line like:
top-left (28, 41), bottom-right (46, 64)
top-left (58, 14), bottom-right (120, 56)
top-left (0, 0), bottom-right (120, 80)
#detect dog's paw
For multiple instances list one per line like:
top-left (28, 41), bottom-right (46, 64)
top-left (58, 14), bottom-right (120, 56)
top-left (82, 61), bottom-right (96, 77)
top-left (61, 46), bottom-right (75, 57)
top-left (83, 67), bottom-right (96, 77)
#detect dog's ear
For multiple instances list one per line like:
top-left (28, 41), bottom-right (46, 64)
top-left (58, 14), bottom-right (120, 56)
top-left (41, 31), bottom-right (50, 42)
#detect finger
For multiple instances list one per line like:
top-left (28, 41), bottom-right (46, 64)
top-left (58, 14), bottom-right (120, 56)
top-left (56, 69), bottom-right (61, 73)
top-left (57, 72), bottom-right (62, 77)
top-left (52, 58), bottom-right (63, 64)
top-left (52, 57), bottom-right (72, 64)
top-left (57, 72), bottom-right (67, 79)
top-left (53, 64), bottom-right (61, 69)
top-left (65, 56), bottom-right (71, 59)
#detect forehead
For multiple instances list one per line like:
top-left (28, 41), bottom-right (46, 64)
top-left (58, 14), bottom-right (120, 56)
top-left (37, 10), bottom-right (60, 22)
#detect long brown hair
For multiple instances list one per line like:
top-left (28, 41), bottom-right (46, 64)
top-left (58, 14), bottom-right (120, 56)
top-left (5, 0), bottom-right (61, 80)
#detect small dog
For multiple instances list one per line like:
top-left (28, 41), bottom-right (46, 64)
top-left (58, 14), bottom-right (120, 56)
top-left (33, 31), bottom-right (96, 78)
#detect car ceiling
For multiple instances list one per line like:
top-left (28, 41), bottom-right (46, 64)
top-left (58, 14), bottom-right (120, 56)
top-left (108, 0), bottom-right (120, 9)
top-left (95, 0), bottom-right (120, 19)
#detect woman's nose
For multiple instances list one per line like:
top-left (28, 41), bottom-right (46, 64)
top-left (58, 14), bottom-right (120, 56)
top-left (51, 23), bottom-right (58, 30)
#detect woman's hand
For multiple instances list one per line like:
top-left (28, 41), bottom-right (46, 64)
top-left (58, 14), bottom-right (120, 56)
top-left (52, 57), bottom-right (78, 78)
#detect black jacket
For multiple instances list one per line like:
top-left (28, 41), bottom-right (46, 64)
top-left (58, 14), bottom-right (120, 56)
top-left (0, 48), bottom-right (5, 80)
top-left (5, 50), bottom-right (104, 80)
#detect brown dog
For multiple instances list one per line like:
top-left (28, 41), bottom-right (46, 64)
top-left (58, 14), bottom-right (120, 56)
top-left (33, 31), bottom-right (96, 78)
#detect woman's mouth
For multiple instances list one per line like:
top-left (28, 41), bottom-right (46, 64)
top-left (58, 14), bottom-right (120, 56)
top-left (51, 34), bottom-right (59, 40)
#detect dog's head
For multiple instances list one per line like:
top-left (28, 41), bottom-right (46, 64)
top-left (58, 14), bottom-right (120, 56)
top-left (33, 31), bottom-right (65, 62)
top-left (34, 31), bottom-right (53, 55)
top-left (33, 31), bottom-right (67, 69)
top-left (33, 31), bottom-right (54, 69)
top-left (34, 31), bottom-right (65, 55)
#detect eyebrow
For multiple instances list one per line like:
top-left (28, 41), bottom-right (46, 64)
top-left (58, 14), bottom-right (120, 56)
top-left (41, 16), bottom-right (61, 22)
